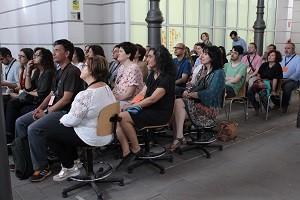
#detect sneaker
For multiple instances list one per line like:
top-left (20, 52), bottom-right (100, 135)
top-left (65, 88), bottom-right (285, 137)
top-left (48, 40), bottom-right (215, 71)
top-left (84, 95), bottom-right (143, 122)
top-left (30, 167), bottom-right (52, 182)
top-left (74, 159), bottom-right (83, 169)
top-left (53, 165), bottom-right (80, 182)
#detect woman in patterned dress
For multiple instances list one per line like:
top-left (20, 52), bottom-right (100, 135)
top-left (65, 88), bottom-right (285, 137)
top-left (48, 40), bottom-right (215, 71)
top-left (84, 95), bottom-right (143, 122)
top-left (170, 45), bottom-right (225, 151)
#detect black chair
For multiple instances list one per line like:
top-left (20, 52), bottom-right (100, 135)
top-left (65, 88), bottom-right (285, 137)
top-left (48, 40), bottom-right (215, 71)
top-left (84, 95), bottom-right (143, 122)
top-left (127, 124), bottom-right (173, 174)
top-left (62, 102), bottom-right (124, 200)
top-left (178, 122), bottom-right (223, 158)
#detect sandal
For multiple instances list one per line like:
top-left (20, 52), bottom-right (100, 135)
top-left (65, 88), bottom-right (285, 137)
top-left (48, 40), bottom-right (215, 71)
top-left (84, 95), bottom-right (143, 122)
top-left (168, 137), bottom-right (186, 152)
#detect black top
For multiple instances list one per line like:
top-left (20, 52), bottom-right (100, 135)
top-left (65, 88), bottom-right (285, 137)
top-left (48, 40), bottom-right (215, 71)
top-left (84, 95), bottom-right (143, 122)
top-left (258, 62), bottom-right (283, 80)
top-left (26, 68), bottom-right (54, 104)
top-left (145, 71), bottom-right (175, 113)
top-left (53, 63), bottom-right (83, 111)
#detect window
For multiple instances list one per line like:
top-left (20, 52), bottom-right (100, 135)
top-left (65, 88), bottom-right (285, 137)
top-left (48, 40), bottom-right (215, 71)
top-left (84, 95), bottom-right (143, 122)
top-left (238, 0), bottom-right (248, 28)
top-left (185, 0), bottom-right (199, 26)
top-left (199, 0), bottom-right (213, 26)
top-left (185, 27), bottom-right (199, 48)
top-left (168, 0), bottom-right (183, 24)
top-left (130, 0), bottom-right (148, 23)
top-left (226, 0), bottom-right (237, 28)
top-left (130, 25), bottom-right (148, 46)
top-left (168, 27), bottom-right (183, 50)
top-left (214, 0), bottom-right (226, 27)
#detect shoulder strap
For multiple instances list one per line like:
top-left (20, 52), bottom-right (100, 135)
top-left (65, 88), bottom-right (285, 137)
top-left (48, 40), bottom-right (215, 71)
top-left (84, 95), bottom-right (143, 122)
top-left (5, 58), bottom-right (17, 80)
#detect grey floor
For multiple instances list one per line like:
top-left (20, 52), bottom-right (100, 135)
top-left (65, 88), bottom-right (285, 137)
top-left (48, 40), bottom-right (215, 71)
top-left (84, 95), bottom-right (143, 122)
top-left (10, 95), bottom-right (300, 200)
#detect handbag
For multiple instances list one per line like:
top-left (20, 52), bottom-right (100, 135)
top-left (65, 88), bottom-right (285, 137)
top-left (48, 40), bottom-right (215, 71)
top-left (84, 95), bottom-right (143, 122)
top-left (217, 120), bottom-right (238, 142)
top-left (18, 91), bottom-right (35, 104)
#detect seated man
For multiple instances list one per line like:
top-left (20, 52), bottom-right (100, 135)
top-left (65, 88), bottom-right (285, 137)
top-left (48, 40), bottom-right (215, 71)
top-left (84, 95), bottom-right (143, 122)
top-left (279, 42), bottom-right (300, 113)
top-left (173, 43), bottom-right (192, 96)
top-left (224, 45), bottom-right (247, 98)
top-left (14, 39), bottom-right (83, 182)
top-left (0, 47), bottom-right (20, 90)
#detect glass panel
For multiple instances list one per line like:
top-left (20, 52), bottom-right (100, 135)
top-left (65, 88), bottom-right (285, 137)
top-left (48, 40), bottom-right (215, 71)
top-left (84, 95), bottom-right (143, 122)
top-left (225, 29), bottom-right (233, 52)
top-left (248, 0), bottom-right (257, 29)
top-left (161, 26), bottom-right (167, 47)
top-left (160, 0), bottom-right (167, 24)
top-left (264, 32), bottom-right (275, 47)
top-left (168, 0), bottom-right (183, 24)
top-left (186, 0), bottom-right (199, 25)
top-left (238, 0), bottom-right (248, 28)
top-left (168, 27), bottom-right (183, 51)
top-left (130, 0), bottom-right (148, 23)
top-left (247, 30), bottom-right (254, 44)
top-left (226, 0), bottom-right (237, 28)
top-left (266, 0), bottom-right (276, 30)
top-left (199, 0), bottom-right (213, 26)
top-left (214, 0), bottom-right (226, 27)
top-left (130, 25), bottom-right (148, 47)
top-left (213, 29), bottom-right (225, 47)
top-left (185, 28), bottom-right (199, 49)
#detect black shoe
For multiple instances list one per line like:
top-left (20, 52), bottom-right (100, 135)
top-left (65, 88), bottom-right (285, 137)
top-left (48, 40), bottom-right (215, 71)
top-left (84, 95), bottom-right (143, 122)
top-left (116, 152), bottom-right (137, 170)
top-left (282, 107), bottom-right (288, 113)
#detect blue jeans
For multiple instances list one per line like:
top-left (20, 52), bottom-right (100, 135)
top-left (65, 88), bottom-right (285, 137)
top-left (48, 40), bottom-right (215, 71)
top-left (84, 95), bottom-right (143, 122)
top-left (15, 111), bottom-right (66, 170)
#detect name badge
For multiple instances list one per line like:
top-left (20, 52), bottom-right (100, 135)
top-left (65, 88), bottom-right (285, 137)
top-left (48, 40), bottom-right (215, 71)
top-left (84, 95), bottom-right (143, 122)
top-left (48, 95), bottom-right (55, 106)
top-left (282, 66), bottom-right (288, 72)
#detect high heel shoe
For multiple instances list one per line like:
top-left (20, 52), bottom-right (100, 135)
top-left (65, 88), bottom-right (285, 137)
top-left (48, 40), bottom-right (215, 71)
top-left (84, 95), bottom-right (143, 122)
top-left (168, 137), bottom-right (186, 152)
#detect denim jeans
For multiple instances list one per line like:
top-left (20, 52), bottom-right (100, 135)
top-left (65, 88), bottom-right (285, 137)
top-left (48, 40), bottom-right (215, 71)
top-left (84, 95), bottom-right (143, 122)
top-left (15, 111), bottom-right (66, 170)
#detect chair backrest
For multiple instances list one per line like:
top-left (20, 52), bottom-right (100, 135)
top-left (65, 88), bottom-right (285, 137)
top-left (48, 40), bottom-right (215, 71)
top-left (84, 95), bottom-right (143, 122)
top-left (236, 78), bottom-right (247, 98)
top-left (96, 102), bottom-right (120, 136)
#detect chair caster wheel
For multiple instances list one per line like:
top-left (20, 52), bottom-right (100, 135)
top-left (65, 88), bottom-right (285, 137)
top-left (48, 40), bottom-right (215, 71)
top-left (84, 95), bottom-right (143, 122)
top-left (206, 155), bottom-right (211, 159)
top-left (97, 194), bottom-right (103, 200)
top-left (168, 157), bottom-right (173, 163)
top-left (127, 168), bottom-right (133, 174)
top-left (119, 180), bottom-right (125, 186)
top-left (62, 192), bottom-right (68, 198)
top-left (160, 169), bottom-right (165, 174)
top-left (219, 146), bottom-right (223, 151)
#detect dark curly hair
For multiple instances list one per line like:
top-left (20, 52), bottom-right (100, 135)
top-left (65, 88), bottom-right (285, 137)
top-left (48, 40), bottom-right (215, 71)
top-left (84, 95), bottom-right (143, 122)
top-left (34, 47), bottom-right (55, 71)
top-left (202, 45), bottom-right (223, 71)
top-left (149, 45), bottom-right (176, 77)
top-left (118, 42), bottom-right (137, 61)
top-left (267, 50), bottom-right (282, 63)
top-left (86, 55), bottom-right (109, 82)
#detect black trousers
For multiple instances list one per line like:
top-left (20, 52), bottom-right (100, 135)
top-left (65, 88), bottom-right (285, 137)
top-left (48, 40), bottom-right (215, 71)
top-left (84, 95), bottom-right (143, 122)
top-left (5, 97), bottom-right (36, 138)
top-left (46, 122), bottom-right (86, 168)
top-left (225, 85), bottom-right (236, 98)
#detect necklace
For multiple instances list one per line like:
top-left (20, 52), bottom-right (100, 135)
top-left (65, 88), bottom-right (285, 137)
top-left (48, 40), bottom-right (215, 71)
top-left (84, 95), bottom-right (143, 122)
top-left (87, 80), bottom-right (99, 88)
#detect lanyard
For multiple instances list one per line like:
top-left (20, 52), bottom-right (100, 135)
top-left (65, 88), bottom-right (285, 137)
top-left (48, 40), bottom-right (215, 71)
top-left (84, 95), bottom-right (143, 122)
top-left (284, 54), bottom-right (296, 66)
top-left (5, 58), bottom-right (16, 80)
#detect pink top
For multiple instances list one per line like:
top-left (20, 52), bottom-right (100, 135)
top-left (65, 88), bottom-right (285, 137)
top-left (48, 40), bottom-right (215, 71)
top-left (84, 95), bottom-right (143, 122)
top-left (241, 54), bottom-right (262, 73)
top-left (112, 63), bottom-right (143, 101)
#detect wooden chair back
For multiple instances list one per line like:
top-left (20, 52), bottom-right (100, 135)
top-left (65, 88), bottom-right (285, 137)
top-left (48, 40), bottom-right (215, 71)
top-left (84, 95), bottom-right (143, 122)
top-left (96, 102), bottom-right (120, 136)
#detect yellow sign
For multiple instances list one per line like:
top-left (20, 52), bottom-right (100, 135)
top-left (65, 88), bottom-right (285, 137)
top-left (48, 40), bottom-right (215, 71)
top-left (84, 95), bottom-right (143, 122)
top-left (72, 0), bottom-right (80, 11)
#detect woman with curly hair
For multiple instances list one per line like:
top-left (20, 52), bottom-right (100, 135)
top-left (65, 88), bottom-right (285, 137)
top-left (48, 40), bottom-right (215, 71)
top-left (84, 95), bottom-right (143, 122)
top-left (116, 45), bottom-right (176, 166)
top-left (169, 45), bottom-right (225, 151)
top-left (247, 50), bottom-right (283, 115)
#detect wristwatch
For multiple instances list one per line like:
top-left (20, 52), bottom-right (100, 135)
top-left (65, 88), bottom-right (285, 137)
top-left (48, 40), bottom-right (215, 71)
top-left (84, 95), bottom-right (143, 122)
top-left (44, 109), bottom-right (49, 114)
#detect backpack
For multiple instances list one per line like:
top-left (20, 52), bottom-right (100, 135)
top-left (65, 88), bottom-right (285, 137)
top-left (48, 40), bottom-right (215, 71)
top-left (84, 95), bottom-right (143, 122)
top-left (217, 120), bottom-right (238, 142)
top-left (11, 137), bottom-right (34, 179)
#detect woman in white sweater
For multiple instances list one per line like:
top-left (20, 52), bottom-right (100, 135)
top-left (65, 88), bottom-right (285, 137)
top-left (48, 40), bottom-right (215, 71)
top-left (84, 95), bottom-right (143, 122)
top-left (46, 55), bottom-right (116, 181)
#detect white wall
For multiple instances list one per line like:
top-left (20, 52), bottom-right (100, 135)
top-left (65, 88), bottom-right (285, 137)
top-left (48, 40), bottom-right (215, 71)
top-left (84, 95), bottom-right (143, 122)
top-left (274, 0), bottom-right (294, 53)
top-left (83, 0), bottom-right (127, 59)
top-left (291, 0), bottom-right (300, 53)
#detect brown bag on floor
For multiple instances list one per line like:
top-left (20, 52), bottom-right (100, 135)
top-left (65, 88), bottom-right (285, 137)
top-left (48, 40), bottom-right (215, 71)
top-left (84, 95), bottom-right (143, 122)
top-left (217, 120), bottom-right (238, 142)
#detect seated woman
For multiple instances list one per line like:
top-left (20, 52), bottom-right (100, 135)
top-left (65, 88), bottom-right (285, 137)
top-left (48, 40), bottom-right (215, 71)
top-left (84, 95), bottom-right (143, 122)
top-left (112, 42), bottom-right (144, 104)
top-left (247, 50), bottom-right (283, 114)
top-left (5, 47), bottom-right (55, 139)
top-left (46, 56), bottom-right (116, 181)
top-left (116, 45), bottom-right (176, 166)
top-left (170, 46), bottom-right (225, 151)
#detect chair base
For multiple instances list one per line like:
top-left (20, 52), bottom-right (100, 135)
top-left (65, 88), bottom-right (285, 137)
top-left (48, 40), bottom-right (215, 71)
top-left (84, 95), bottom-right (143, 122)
top-left (178, 143), bottom-right (223, 158)
top-left (62, 176), bottom-right (124, 200)
top-left (127, 154), bottom-right (173, 174)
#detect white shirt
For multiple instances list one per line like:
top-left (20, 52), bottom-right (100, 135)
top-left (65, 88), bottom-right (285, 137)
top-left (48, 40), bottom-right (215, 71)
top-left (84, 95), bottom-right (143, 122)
top-left (191, 64), bottom-right (203, 84)
top-left (60, 85), bottom-right (116, 146)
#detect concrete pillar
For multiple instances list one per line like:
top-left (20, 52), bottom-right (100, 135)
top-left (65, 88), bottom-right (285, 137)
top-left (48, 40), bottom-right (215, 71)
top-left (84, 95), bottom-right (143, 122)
top-left (0, 66), bottom-right (13, 200)
top-left (145, 0), bottom-right (164, 49)
top-left (253, 0), bottom-right (266, 56)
